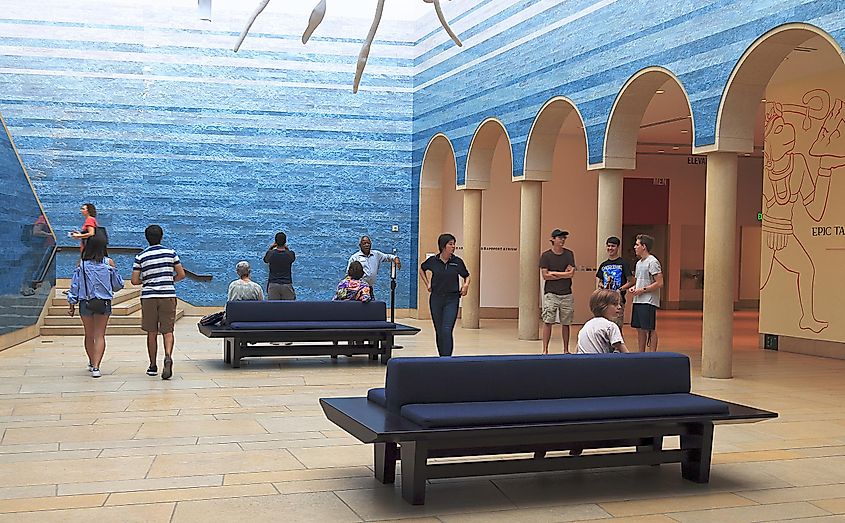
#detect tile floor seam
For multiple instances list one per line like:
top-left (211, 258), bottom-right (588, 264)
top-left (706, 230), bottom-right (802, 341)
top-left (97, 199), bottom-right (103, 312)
top-left (330, 489), bottom-right (365, 522)
top-left (286, 447), bottom-right (309, 470)
top-left (805, 500), bottom-right (837, 516)
top-left (144, 454), bottom-right (158, 479)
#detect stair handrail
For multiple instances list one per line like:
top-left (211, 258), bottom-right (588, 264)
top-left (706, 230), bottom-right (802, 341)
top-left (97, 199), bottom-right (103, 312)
top-left (31, 243), bottom-right (58, 288)
top-left (56, 245), bottom-right (213, 282)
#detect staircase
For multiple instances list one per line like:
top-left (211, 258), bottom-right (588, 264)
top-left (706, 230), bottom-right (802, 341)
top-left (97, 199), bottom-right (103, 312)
top-left (40, 279), bottom-right (184, 336)
top-left (0, 285), bottom-right (52, 336)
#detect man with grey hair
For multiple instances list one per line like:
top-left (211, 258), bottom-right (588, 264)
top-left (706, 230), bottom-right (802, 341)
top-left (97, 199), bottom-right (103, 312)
top-left (347, 235), bottom-right (400, 299)
top-left (227, 261), bottom-right (264, 301)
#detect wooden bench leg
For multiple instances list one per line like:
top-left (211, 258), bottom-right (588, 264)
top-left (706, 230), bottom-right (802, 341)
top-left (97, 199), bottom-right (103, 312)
top-left (681, 422), bottom-right (713, 483)
top-left (400, 441), bottom-right (428, 505)
top-left (380, 348), bottom-right (392, 365)
top-left (374, 442), bottom-right (397, 484)
top-left (636, 436), bottom-right (663, 466)
top-left (379, 338), bottom-right (393, 365)
top-left (232, 340), bottom-right (243, 368)
top-left (223, 339), bottom-right (231, 364)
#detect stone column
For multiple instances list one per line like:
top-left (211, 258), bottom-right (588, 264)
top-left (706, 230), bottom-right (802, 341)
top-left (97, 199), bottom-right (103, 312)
top-left (702, 152), bottom-right (738, 379)
top-left (518, 181), bottom-right (542, 340)
top-left (596, 169), bottom-right (624, 263)
top-left (461, 189), bottom-right (482, 329)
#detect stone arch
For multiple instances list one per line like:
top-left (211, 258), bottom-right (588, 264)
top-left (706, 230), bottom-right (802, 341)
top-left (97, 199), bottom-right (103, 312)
top-left (711, 23), bottom-right (845, 154)
top-left (522, 96), bottom-right (588, 181)
top-left (417, 133), bottom-right (457, 318)
top-left (464, 118), bottom-right (512, 189)
top-left (602, 67), bottom-right (694, 170)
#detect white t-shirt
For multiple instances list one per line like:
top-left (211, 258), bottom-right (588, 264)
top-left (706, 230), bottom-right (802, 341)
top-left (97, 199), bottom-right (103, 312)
top-left (577, 317), bottom-right (624, 354)
top-left (633, 254), bottom-right (662, 307)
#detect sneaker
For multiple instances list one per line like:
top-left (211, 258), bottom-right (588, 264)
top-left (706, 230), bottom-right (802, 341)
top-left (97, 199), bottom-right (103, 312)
top-left (161, 357), bottom-right (173, 380)
top-left (87, 363), bottom-right (94, 372)
top-left (91, 368), bottom-right (101, 378)
top-left (146, 365), bottom-right (158, 376)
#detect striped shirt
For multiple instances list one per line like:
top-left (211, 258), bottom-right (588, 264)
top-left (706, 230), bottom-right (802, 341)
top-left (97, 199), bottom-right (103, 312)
top-left (133, 244), bottom-right (181, 299)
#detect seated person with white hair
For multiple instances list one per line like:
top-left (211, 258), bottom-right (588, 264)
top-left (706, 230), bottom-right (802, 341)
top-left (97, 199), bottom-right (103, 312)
top-left (227, 261), bottom-right (264, 301)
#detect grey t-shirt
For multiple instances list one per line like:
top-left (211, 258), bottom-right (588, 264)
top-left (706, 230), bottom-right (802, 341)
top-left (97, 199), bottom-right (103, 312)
top-left (227, 279), bottom-right (264, 302)
top-left (633, 255), bottom-right (662, 307)
top-left (577, 317), bottom-right (624, 354)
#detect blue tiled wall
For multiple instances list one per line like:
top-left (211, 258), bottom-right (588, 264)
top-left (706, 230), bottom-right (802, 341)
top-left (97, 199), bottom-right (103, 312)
top-left (414, 1), bottom-right (845, 181)
top-left (0, 3), bottom-right (415, 306)
top-left (4, 1), bottom-right (844, 309)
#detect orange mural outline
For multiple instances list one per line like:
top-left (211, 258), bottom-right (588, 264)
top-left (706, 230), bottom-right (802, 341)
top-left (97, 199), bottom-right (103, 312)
top-left (761, 89), bottom-right (845, 333)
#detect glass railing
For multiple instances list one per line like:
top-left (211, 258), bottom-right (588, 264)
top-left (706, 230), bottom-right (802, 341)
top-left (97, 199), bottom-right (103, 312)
top-left (0, 113), bottom-right (57, 336)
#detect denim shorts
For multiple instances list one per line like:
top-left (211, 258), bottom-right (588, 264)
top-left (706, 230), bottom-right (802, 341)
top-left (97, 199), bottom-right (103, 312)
top-left (79, 299), bottom-right (112, 317)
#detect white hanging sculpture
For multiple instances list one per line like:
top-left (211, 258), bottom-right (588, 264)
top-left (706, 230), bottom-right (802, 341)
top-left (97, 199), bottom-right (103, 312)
top-left (233, 0), bottom-right (462, 93)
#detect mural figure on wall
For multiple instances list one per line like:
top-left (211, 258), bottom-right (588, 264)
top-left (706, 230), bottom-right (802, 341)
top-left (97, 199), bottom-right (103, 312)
top-left (232, 0), bottom-right (462, 93)
top-left (761, 89), bottom-right (845, 333)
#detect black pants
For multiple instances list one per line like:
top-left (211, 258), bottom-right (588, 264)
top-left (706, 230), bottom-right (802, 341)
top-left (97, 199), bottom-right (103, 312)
top-left (430, 293), bottom-right (460, 357)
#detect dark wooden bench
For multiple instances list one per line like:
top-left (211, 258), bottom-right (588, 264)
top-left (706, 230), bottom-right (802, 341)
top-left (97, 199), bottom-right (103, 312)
top-left (198, 300), bottom-right (420, 367)
top-left (320, 353), bottom-right (777, 505)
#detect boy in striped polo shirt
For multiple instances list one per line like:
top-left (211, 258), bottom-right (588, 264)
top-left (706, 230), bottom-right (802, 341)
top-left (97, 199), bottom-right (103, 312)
top-left (131, 225), bottom-right (185, 379)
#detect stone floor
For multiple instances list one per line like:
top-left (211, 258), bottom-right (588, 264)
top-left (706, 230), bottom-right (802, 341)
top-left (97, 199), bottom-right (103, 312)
top-left (1, 310), bottom-right (844, 522)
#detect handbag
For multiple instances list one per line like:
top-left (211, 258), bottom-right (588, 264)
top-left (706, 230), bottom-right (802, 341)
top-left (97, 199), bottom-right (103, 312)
top-left (81, 260), bottom-right (108, 314)
top-left (199, 310), bottom-right (225, 326)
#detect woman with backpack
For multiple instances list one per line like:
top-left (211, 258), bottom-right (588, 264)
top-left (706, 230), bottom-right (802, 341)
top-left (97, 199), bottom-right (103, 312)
top-left (67, 234), bottom-right (124, 378)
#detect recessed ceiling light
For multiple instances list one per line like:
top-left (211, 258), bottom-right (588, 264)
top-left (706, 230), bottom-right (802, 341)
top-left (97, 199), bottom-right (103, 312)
top-left (761, 98), bottom-right (767, 103)
top-left (672, 146), bottom-right (680, 150)
top-left (655, 89), bottom-right (665, 94)
top-left (658, 150), bottom-right (665, 153)
top-left (744, 153), bottom-right (751, 156)
top-left (681, 129), bottom-right (689, 133)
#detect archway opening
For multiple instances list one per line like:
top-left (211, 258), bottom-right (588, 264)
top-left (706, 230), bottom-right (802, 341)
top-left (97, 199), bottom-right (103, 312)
top-left (523, 99), bottom-right (595, 326)
top-left (605, 69), bottom-right (696, 314)
top-left (465, 119), bottom-right (514, 317)
top-left (417, 134), bottom-right (459, 319)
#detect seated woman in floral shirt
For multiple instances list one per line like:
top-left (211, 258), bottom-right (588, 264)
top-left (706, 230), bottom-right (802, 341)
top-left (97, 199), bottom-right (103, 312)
top-left (333, 261), bottom-right (372, 302)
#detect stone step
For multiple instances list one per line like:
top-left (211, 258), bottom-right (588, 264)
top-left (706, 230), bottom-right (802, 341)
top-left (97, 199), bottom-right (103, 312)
top-left (50, 286), bottom-right (141, 307)
top-left (48, 297), bottom-right (142, 317)
top-left (40, 325), bottom-right (148, 336)
top-left (44, 311), bottom-right (145, 326)
top-left (40, 309), bottom-right (184, 336)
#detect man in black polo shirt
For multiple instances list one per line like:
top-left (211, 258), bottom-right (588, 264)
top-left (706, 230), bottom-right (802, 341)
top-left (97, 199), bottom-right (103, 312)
top-left (419, 233), bottom-right (470, 357)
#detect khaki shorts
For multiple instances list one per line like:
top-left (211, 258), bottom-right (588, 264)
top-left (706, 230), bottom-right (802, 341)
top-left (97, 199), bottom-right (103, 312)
top-left (542, 293), bottom-right (573, 325)
top-left (141, 297), bottom-right (177, 334)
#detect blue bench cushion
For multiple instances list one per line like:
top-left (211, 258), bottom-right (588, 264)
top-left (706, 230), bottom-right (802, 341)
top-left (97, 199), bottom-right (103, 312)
top-left (399, 393), bottom-right (730, 428)
top-left (383, 353), bottom-right (692, 414)
top-left (226, 300), bottom-right (387, 323)
top-left (229, 321), bottom-right (394, 330)
top-left (367, 388), bottom-right (387, 407)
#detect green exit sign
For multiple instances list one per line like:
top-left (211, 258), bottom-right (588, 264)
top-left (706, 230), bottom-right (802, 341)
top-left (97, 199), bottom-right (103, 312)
top-left (757, 212), bottom-right (763, 221)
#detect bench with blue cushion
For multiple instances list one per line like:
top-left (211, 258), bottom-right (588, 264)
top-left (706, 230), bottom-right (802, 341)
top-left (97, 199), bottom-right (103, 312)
top-left (197, 300), bottom-right (420, 367)
top-left (320, 353), bottom-right (777, 505)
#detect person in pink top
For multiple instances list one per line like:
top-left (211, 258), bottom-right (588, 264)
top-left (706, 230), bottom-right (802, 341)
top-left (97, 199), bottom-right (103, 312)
top-left (70, 203), bottom-right (98, 251)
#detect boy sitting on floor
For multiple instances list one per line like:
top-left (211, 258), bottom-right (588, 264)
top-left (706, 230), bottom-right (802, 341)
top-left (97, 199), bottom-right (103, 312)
top-left (577, 289), bottom-right (630, 354)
